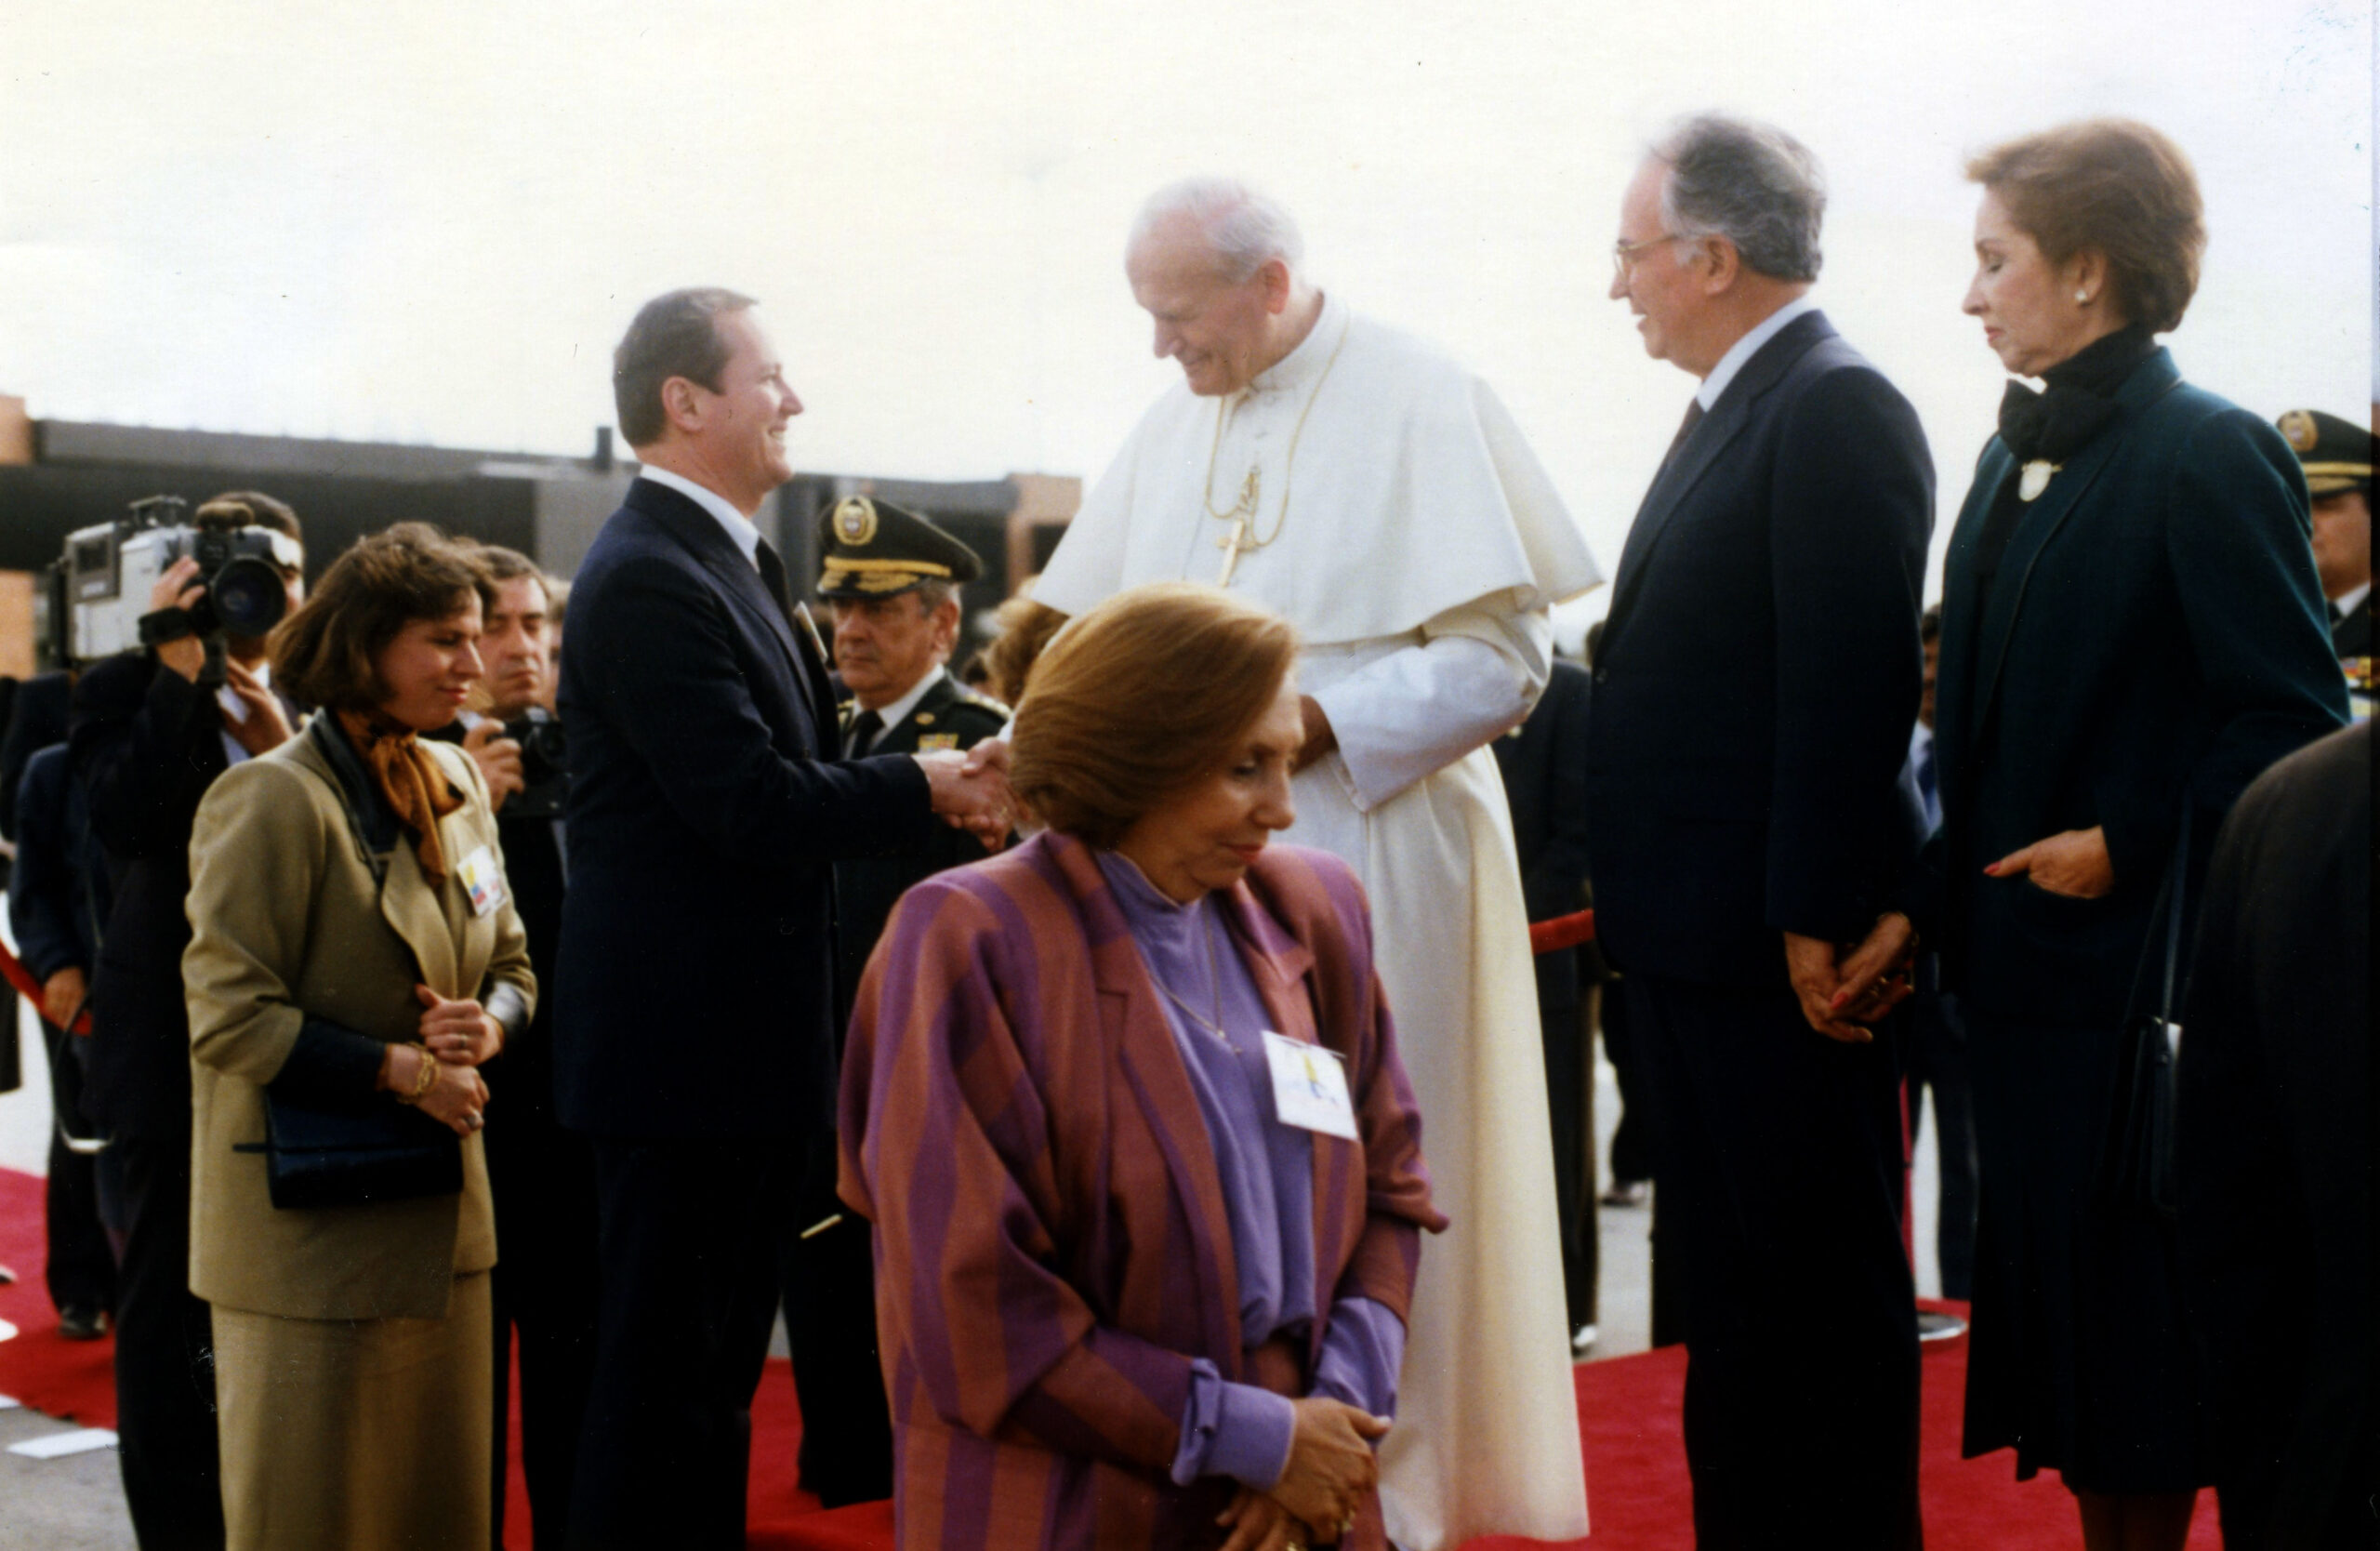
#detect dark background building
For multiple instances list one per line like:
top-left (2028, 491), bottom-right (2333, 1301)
top-left (0, 394), bottom-right (1076, 676)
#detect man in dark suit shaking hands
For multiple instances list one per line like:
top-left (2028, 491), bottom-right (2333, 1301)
top-left (1583, 118), bottom-right (1933, 1550)
top-left (558, 288), bottom-right (1008, 1549)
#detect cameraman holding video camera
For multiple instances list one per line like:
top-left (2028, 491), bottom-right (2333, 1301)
top-left (67, 491), bottom-right (304, 1551)
top-left (434, 545), bottom-right (595, 1551)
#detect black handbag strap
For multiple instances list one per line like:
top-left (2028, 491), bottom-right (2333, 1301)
top-left (2124, 807), bottom-right (2193, 1026)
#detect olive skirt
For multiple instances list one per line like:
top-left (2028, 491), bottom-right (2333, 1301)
top-left (214, 1271), bottom-right (493, 1551)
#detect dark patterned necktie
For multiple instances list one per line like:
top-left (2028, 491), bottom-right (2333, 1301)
top-left (1661, 399), bottom-right (1705, 472)
top-left (754, 538), bottom-right (798, 627)
top-left (754, 537), bottom-right (823, 724)
top-left (845, 709), bottom-right (883, 760)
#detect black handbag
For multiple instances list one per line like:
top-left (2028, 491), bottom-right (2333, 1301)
top-left (235, 1091), bottom-right (462, 1211)
top-left (2096, 809), bottom-right (2191, 1222)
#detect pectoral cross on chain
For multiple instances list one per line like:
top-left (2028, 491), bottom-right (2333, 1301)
top-left (1212, 467), bottom-right (1261, 587)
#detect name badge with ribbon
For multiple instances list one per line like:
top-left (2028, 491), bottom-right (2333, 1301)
top-left (1263, 1030), bottom-right (1359, 1141)
top-left (456, 844), bottom-right (509, 920)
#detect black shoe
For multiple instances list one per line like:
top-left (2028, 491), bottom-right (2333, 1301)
top-left (1599, 1179), bottom-right (1649, 1208)
top-left (1916, 1310), bottom-right (1966, 1343)
top-left (55, 1306), bottom-right (109, 1341)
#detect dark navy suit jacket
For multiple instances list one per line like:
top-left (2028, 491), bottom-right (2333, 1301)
top-left (70, 652), bottom-right (291, 1135)
top-left (1584, 310), bottom-right (1934, 988)
top-left (1921, 349), bottom-right (2347, 1028)
top-left (555, 477), bottom-right (933, 1139)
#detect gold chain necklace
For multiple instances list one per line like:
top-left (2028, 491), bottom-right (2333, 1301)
top-left (1202, 308), bottom-right (1354, 587)
top-left (1151, 906), bottom-right (1235, 1046)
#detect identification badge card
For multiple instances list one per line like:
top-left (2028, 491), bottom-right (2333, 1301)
top-left (456, 844), bottom-right (509, 920)
top-left (1263, 1030), bottom-right (1359, 1141)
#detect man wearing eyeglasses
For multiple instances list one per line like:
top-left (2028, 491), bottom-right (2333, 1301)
top-left (1586, 115), bottom-right (1935, 1550)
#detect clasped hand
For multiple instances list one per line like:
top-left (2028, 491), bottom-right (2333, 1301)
top-left (416, 984), bottom-right (503, 1066)
top-left (1784, 918), bottom-right (1917, 1042)
top-left (1216, 1398), bottom-right (1389, 1551)
top-left (916, 740), bottom-right (1015, 852)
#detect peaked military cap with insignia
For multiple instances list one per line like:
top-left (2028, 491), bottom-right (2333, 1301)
top-left (2276, 408), bottom-right (2375, 497)
top-left (816, 496), bottom-right (984, 599)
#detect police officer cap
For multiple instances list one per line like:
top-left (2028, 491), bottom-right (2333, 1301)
top-left (815, 497), bottom-right (984, 599)
top-left (2276, 409), bottom-right (2375, 497)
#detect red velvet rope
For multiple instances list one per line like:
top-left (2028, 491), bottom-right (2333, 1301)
top-left (1528, 909), bottom-right (1595, 955)
top-left (0, 938), bottom-right (93, 1035)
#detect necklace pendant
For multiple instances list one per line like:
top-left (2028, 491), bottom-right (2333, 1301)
top-left (1216, 518), bottom-right (1248, 587)
top-left (2018, 459), bottom-right (2060, 501)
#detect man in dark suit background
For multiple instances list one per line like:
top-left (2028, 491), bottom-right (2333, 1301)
top-left (1490, 654), bottom-right (1599, 1355)
top-left (69, 491), bottom-right (306, 1551)
top-left (436, 546), bottom-right (595, 1549)
top-left (1584, 115), bottom-right (1933, 1549)
top-left (7, 738), bottom-right (115, 1341)
top-left (2176, 721), bottom-right (2372, 1550)
top-left (557, 287), bottom-right (1007, 1548)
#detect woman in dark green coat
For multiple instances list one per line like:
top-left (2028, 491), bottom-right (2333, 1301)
top-left (1916, 119), bottom-right (2346, 1551)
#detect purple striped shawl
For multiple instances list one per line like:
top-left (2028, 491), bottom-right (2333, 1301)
top-left (840, 830), bottom-right (1446, 1550)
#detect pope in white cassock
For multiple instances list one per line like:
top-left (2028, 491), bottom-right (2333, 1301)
top-left (1036, 178), bottom-right (1602, 1551)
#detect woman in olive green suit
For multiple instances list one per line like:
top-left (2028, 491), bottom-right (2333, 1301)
top-left (183, 524), bottom-right (535, 1551)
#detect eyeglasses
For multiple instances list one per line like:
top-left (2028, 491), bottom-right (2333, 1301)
top-left (1612, 232), bottom-right (1686, 281)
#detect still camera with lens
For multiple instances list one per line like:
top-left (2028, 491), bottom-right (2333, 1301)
top-left (51, 495), bottom-right (302, 678)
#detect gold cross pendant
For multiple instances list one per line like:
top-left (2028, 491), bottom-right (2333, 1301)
top-left (1216, 516), bottom-right (1250, 587)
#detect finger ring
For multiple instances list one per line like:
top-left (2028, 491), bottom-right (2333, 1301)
top-left (466, 1113), bottom-right (483, 1130)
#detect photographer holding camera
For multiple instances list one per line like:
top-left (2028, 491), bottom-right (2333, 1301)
top-left (67, 491), bottom-right (305, 1551)
top-left (433, 545), bottom-right (595, 1551)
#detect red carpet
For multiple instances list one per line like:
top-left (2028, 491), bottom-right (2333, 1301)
top-left (0, 1167), bottom-right (2220, 1547)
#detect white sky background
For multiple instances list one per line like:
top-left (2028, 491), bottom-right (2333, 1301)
top-left (2, 0), bottom-right (2371, 624)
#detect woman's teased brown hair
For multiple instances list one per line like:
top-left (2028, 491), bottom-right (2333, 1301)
top-left (1966, 118), bottom-right (2204, 334)
top-left (271, 524), bottom-right (495, 711)
top-left (1010, 582), bottom-right (1298, 849)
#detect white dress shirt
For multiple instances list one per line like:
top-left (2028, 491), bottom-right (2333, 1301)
top-left (1696, 294), bottom-right (1821, 411)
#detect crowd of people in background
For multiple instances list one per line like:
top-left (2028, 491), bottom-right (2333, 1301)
top-left (0, 106), bottom-right (2369, 1551)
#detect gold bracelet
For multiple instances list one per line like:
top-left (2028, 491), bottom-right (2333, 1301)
top-left (398, 1042), bottom-right (436, 1104)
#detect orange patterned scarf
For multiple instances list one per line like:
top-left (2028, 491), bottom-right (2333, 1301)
top-left (336, 709), bottom-right (464, 884)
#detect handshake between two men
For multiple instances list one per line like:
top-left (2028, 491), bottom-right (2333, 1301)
top-left (917, 736), bottom-right (1015, 851)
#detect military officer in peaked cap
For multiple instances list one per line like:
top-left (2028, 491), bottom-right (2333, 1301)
top-left (2278, 408), bottom-right (2373, 659)
top-left (785, 495), bottom-right (1011, 1504)
top-left (816, 494), bottom-right (1011, 1006)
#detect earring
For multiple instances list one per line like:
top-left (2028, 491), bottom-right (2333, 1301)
top-left (2075, 290), bottom-right (2090, 303)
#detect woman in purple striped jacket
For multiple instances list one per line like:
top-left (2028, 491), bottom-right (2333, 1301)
top-left (839, 582), bottom-right (1447, 1551)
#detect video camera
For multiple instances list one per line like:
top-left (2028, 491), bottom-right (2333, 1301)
top-left (51, 495), bottom-right (302, 671)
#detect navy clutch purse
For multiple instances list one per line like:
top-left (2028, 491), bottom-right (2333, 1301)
top-left (236, 1093), bottom-right (462, 1211)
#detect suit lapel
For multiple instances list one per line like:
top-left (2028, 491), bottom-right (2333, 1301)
top-left (289, 729), bottom-right (458, 994)
top-left (1603, 311), bottom-right (1836, 657)
top-left (1964, 351), bottom-right (2183, 743)
top-left (377, 832), bottom-right (460, 997)
top-left (1048, 836), bottom-right (1245, 1362)
top-left (1213, 881), bottom-right (1364, 1318)
top-left (632, 481), bottom-right (826, 742)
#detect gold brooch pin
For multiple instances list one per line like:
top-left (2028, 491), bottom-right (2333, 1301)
top-left (2018, 459), bottom-right (2060, 502)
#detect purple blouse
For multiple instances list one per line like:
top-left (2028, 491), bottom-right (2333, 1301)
top-left (1094, 852), bottom-right (1405, 1491)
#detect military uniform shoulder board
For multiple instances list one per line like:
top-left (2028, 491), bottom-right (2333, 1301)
top-left (956, 688), bottom-right (1013, 717)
